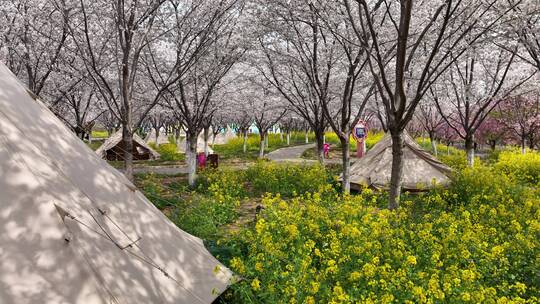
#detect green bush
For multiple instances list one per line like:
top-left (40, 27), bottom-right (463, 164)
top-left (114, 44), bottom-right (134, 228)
top-left (245, 161), bottom-right (330, 197)
top-left (324, 131), bottom-right (384, 152)
top-left (171, 195), bottom-right (238, 240)
top-left (137, 173), bottom-right (180, 209)
top-left (495, 150), bottom-right (540, 186)
top-left (213, 132), bottom-right (315, 159)
top-left (197, 168), bottom-right (247, 199)
top-left (156, 143), bottom-right (184, 161)
top-left (227, 169), bottom-right (539, 303)
top-left (91, 130), bottom-right (108, 138)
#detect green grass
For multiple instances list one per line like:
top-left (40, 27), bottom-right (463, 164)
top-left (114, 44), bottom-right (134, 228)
top-left (212, 132), bottom-right (315, 160)
top-left (91, 130), bottom-right (108, 138)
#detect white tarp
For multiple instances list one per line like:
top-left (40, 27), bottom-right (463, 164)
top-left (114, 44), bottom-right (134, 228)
top-left (0, 61), bottom-right (233, 304)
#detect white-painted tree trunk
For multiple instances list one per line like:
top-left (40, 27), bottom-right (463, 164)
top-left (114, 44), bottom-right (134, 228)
top-left (467, 148), bottom-right (475, 167)
top-left (187, 135), bottom-right (197, 187)
top-left (203, 128), bottom-right (210, 156)
top-left (305, 132), bottom-right (309, 144)
top-left (431, 139), bottom-right (438, 157)
top-left (243, 131), bottom-right (248, 153)
top-left (341, 138), bottom-right (351, 193)
top-left (388, 132), bottom-right (404, 210)
top-left (259, 134), bottom-right (265, 158)
top-left (286, 132), bottom-right (290, 146)
top-left (265, 133), bottom-right (269, 149)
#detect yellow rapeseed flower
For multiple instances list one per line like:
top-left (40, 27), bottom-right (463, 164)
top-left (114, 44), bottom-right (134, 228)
top-left (406, 255), bottom-right (417, 266)
top-left (251, 278), bottom-right (261, 291)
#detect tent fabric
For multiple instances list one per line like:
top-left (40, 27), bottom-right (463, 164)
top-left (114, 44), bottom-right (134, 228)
top-left (345, 132), bottom-right (453, 191)
top-left (0, 61), bottom-right (233, 304)
top-left (96, 129), bottom-right (161, 161)
top-left (212, 127), bottom-right (237, 145)
top-left (145, 128), bottom-right (170, 145)
top-left (177, 134), bottom-right (215, 154)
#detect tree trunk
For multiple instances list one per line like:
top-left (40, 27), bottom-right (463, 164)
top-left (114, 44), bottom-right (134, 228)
top-left (286, 131), bottom-right (290, 146)
top-left (465, 135), bottom-right (475, 167)
top-left (122, 125), bottom-right (134, 181)
top-left (265, 133), bottom-right (269, 149)
top-left (259, 132), bottom-right (266, 158)
top-left (305, 131), bottom-right (309, 144)
top-left (280, 131), bottom-right (283, 142)
top-left (521, 136), bottom-right (526, 154)
top-left (203, 127), bottom-right (210, 156)
top-left (155, 127), bottom-right (160, 143)
top-left (388, 131), bottom-right (404, 210)
top-left (340, 136), bottom-right (351, 193)
top-left (429, 132), bottom-right (438, 157)
top-left (243, 130), bottom-right (248, 153)
top-left (175, 128), bottom-right (181, 148)
top-left (187, 133), bottom-right (197, 187)
top-left (315, 130), bottom-right (325, 164)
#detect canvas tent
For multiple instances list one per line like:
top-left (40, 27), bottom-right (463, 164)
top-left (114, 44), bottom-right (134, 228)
top-left (212, 127), bottom-right (237, 145)
top-left (177, 133), bottom-right (214, 154)
top-left (96, 129), bottom-right (161, 161)
top-left (345, 132), bottom-right (453, 191)
top-left (0, 61), bottom-right (233, 303)
top-left (145, 128), bottom-right (170, 145)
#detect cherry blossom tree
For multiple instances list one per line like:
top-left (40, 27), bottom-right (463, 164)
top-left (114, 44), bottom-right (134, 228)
top-left (434, 45), bottom-right (533, 166)
top-left (495, 93), bottom-right (540, 153)
top-left (341, 0), bottom-right (525, 208)
top-left (415, 100), bottom-right (445, 156)
top-left (475, 115), bottom-right (509, 151)
top-left (254, 0), bottom-right (331, 163)
top-left (151, 0), bottom-right (247, 186)
top-left (0, 0), bottom-right (71, 96)
top-left (67, 0), bottom-right (167, 180)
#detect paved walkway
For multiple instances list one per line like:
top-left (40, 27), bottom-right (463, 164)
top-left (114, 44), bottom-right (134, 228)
top-left (266, 143), bottom-right (315, 161)
top-left (127, 143), bottom-right (337, 175)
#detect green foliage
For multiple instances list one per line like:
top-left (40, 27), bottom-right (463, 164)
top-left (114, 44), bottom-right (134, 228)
top-left (245, 161), bottom-right (330, 197)
top-left (495, 150), bottom-right (540, 186)
top-left (171, 194), bottom-right (239, 240)
top-left (156, 143), bottom-right (184, 161)
top-left (136, 170), bottom-right (243, 240)
top-left (91, 130), bottom-right (108, 138)
top-left (227, 168), bottom-right (540, 303)
top-left (87, 141), bottom-right (103, 151)
top-left (197, 168), bottom-right (247, 199)
top-left (213, 132), bottom-right (315, 160)
top-left (324, 131), bottom-right (384, 153)
top-left (137, 173), bottom-right (180, 210)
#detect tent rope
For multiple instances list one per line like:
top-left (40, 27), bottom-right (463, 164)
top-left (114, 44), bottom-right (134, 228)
top-left (0, 108), bottom-right (209, 304)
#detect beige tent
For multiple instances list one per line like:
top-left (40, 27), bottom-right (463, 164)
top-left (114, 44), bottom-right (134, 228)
top-left (145, 128), bottom-right (170, 145)
top-left (212, 127), bottom-right (237, 145)
top-left (0, 61), bottom-right (233, 303)
top-left (177, 133), bottom-right (214, 154)
top-left (346, 132), bottom-right (453, 191)
top-left (95, 129), bottom-right (161, 161)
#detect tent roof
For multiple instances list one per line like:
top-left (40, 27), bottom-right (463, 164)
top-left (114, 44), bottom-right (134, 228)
top-left (0, 61), bottom-right (233, 304)
top-left (96, 129), bottom-right (161, 160)
top-left (346, 132), bottom-right (453, 191)
top-left (177, 134), bottom-right (214, 154)
top-left (213, 127), bottom-right (237, 145)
